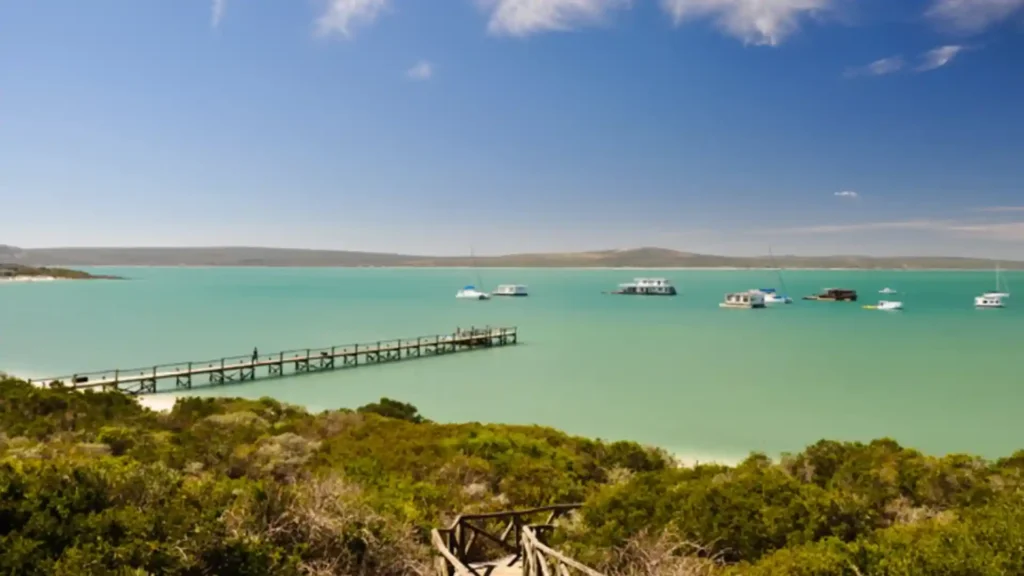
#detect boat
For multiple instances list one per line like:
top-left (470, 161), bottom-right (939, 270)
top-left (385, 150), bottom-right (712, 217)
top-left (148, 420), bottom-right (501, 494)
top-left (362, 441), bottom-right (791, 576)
top-left (456, 247), bottom-right (490, 300)
top-left (803, 288), bottom-right (858, 302)
top-left (762, 247), bottom-right (793, 304)
top-left (720, 290), bottom-right (766, 309)
top-left (863, 300), bottom-right (903, 311)
top-left (759, 288), bottom-right (793, 305)
top-left (879, 287), bottom-right (897, 294)
top-left (983, 262), bottom-right (1011, 298)
top-left (609, 278), bottom-right (677, 296)
top-left (975, 294), bottom-right (1004, 308)
top-left (492, 284), bottom-right (528, 297)
top-left (456, 285), bottom-right (491, 300)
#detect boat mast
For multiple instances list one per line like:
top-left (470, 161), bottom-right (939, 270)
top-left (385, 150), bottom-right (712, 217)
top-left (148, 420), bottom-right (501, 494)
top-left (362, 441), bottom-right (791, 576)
top-left (470, 246), bottom-right (484, 290)
top-left (769, 246), bottom-right (788, 294)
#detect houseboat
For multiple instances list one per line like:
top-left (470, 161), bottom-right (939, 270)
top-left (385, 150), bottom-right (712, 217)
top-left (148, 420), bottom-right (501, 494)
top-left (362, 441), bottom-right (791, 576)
top-left (492, 284), bottom-right (528, 297)
top-left (975, 294), bottom-right (1004, 309)
top-left (803, 288), bottom-right (858, 302)
top-left (720, 290), bottom-right (766, 309)
top-left (456, 285), bottom-right (491, 300)
top-left (610, 278), bottom-right (677, 296)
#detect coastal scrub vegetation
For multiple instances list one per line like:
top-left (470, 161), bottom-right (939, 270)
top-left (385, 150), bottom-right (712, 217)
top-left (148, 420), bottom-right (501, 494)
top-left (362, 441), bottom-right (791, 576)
top-left (0, 263), bottom-right (122, 280)
top-left (2, 376), bottom-right (1024, 575)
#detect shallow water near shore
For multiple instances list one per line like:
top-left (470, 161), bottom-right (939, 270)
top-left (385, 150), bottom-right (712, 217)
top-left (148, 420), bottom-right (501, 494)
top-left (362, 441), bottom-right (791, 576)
top-left (1, 266), bottom-right (1021, 461)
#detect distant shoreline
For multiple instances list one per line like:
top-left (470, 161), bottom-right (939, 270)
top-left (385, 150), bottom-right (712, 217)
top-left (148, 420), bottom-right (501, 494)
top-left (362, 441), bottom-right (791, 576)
top-left (5, 246), bottom-right (1021, 271)
top-left (61, 264), bottom-right (1015, 272)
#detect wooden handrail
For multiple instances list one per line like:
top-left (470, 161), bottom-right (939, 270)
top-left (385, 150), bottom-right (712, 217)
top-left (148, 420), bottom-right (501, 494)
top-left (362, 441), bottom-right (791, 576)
top-left (431, 529), bottom-right (475, 576)
top-left (447, 503), bottom-right (583, 526)
top-left (522, 526), bottom-right (605, 576)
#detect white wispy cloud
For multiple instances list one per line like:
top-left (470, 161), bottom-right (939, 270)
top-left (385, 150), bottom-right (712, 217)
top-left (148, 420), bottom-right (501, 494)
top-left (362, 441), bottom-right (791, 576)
top-left (770, 220), bottom-right (951, 234)
top-left (211, 0), bottom-right (226, 28)
top-left (834, 190), bottom-right (859, 198)
top-left (315, 0), bottom-right (389, 38)
top-left (844, 56), bottom-right (905, 77)
top-left (406, 60), bottom-right (433, 80)
top-left (661, 0), bottom-right (837, 46)
top-left (481, 0), bottom-right (631, 36)
top-left (770, 218), bottom-right (1024, 242)
top-left (973, 206), bottom-right (1024, 212)
top-left (926, 0), bottom-right (1024, 34)
top-left (917, 45), bottom-right (965, 71)
top-left (947, 222), bottom-right (1024, 241)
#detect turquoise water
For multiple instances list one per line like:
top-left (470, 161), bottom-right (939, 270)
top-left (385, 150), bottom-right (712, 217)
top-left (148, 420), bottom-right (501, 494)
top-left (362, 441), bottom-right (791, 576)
top-left (1, 267), bottom-right (1021, 461)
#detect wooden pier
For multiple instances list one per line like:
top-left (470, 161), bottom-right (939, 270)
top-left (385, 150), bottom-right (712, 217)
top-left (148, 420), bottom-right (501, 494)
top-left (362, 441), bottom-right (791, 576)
top-left (30, 326), bottom-right (518, 396)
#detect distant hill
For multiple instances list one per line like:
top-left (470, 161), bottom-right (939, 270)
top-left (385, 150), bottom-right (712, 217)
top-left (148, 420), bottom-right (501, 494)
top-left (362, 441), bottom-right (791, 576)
top-left (2, 245), bottom-right (1021, 269)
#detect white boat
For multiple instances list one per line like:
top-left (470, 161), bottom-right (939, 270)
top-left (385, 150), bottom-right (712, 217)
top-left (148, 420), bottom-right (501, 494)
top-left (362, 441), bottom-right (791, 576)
top-left (975, 295), bottom-right (1004, 308)
top-left (864, 300), bottom-right (903, 311)
top-left (456, 285), bottom-right (491, 300)
top-left (610, 278), bottom-right (677, 296)
top-left (759, 288), bottom-right (793, 304)
top-left (720, 290), bottom-right (766, 309)
top-left (492, 284), bottom-right (528, 297)
top-left (879, 287), bottom-right (897, 294)
top-left (456, 247), bottom-right (490, 300)
top-left (983, 263), bottom-right (1010, 298)
top-left (762, 247), bottom-right (793, 304)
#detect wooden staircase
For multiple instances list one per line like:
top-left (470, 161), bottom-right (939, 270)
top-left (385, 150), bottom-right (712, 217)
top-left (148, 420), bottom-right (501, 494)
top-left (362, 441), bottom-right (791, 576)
top-left (431, 504), bottom-right (605, 576)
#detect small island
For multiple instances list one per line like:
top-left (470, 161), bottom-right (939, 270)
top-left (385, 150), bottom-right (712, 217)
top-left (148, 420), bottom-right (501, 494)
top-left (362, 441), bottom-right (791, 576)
top-left (0, 263), bottom-right (123, 282)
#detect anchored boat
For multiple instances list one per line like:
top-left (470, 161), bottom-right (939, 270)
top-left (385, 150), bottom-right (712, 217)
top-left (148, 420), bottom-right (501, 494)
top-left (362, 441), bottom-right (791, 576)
top-left (492, 284), bottom-right (528, 297)
top-left (456, 285), bottom-right (491, 300)
top-left (720, 290), bottom-right (766, 309)
top-left (975, 294), bottom-right (1004, 309)
top-left (803, 288), bottom-right (858, 302)
top-left (864, 300), bottom-right (903, 311)
top-left (609, 278), bottom-right (677, 296)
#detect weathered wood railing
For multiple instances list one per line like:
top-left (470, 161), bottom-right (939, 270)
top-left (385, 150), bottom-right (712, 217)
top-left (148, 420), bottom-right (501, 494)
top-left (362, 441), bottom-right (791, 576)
top-left (431, 504), bottom-right (604, 576)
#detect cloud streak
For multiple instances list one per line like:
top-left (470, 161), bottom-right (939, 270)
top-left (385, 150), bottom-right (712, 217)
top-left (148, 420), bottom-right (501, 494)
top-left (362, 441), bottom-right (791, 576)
top-left (406, 60), bottom-right (433, 80)
top-left (211, 0), bottom-right (226, 28)
top-left (481, 0), bottom-right (631, 36)
top-left (315, 0), bottom-right (389, 38)
top-left (917, 45), bottom-right (964, 71)
top-left (926, 0), bottom-right (1024, 34)
top-left (844, 56), bottom-right (905, 77)
top-left (974, 206), bottom-right (1024, 213)
top-left (661, 0), bottom-right (837, 46)
top-left (834, 190), bottom-right (859, 198)
top-left (770, 218), bottom-right (1024, 242)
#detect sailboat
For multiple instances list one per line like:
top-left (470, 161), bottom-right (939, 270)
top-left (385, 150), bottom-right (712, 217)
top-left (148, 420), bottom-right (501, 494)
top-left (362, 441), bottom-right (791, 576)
top-left (760, 247), bottom-right (793, 304)
top-left (982, 262), bottom-right (1010, 298)
top-left (455, 247), bottom-right (491, 300)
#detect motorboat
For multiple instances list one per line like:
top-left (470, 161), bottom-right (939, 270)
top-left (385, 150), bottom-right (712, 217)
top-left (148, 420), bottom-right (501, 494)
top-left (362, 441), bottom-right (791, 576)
top-left (975, 295), bottom-right (1004, 308)
top-left (719, 290), bottom-right (766, 309)
top-left (803, 288), bottom-right (858, 302)
top-left (879, 287), bottom-right (897, 294)
top-left (759, 288), bottom-right (792, 304)
top-left (610, 278), bottom-right (677, 296)
top-left (456, 285), bottom-right (491, 300)
top-left (863, 300), bottom-right (903, 311)
top-left (492, 284), bottom-right (528, 297)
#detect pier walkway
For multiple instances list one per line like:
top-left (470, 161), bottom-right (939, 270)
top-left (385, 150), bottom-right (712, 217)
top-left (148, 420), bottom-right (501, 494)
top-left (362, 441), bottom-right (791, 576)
top-left (432, 504), bottom-right (605, 576)
top-left (30, 326), bottom-right (517, 396)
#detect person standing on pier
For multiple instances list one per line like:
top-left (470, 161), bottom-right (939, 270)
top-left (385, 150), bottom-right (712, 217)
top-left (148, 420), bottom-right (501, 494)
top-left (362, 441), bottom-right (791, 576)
top-left (252, 347), bottom-right (258, 362)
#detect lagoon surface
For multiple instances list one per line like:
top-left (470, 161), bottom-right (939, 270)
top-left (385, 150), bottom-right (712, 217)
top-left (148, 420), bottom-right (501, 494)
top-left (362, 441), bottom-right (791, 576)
top-left (1, 267), bottom-right (1021, 462)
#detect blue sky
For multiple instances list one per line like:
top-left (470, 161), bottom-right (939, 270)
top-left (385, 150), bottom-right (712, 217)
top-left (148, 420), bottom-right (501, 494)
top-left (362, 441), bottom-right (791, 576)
top-left (2, 0), bottom-right (1023, 257)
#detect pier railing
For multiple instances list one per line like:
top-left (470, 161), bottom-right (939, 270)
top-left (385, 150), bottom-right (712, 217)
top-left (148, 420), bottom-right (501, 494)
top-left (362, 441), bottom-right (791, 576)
top-left (30, 326), bottom-right (518, 395)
